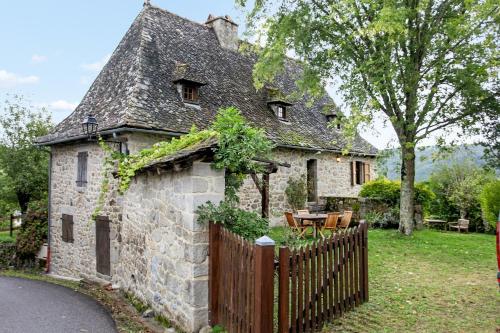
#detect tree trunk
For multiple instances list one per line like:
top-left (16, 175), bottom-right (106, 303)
top-left (16, 192), bottom-right (30, 214)
top-left (399, 145), bottom-right (416, 235)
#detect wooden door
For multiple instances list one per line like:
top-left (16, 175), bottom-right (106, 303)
top-left (96, 216), bottom-right (110, 275)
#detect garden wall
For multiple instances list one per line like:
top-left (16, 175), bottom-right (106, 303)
top-left (117, 161), bottom-right (225, 332)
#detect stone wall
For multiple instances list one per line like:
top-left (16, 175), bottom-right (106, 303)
top-left (238, 147), bottom-right (376, 225)
top-left (117, 161), bottom-right (224, 332)
top-left (49, 132), bottom-right (168, 280)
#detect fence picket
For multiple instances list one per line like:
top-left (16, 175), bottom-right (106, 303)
top-left (209, 222), bottom-right (368, 333)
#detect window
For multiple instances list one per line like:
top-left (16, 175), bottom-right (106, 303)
top-left (351, 161), bottom-right (371, 186)
top-left (76, 152), bottom-right (88, 187)
top-left (62, 214), bottom-right (74, 243)
top-left (183, 85), bottom-right (199, 103)
top-left (277, 105), bottom-right (286, 120)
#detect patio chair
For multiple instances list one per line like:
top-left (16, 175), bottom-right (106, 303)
top-left (448, 219), bottom-right (469, 233)
top-left (338, 210), bottom-right (353, 231)
top-left (285, 212), bottom-right (310, 238)
top-left (297, 209), bottom-right (313, 226)
top-left (319, 212), bottom-right (340, 238)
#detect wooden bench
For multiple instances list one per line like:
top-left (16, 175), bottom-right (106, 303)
top-left (448, 219), bottom-right (469, 233)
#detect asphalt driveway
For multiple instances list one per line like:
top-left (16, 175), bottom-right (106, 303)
top-left (0, 276), bottom-right (117, 333)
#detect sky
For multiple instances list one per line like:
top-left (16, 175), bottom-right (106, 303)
top-left (0, 0), bottom-right (476, 150)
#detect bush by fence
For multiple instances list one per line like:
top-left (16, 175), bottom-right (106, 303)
top-left (0, 242), bottom-right (16, 269)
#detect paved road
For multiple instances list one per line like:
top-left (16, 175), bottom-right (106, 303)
top-left (0, 276), bottom-right (117, 333)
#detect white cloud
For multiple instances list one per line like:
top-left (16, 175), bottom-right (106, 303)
top-left (47, 100), bottom-right (78, 111)
top-left (0, 69), bottom-right (39, 87)
top-left (31, 54), bottom-right (48, 64)
top-left (81, 54), bottom-right (111, 72)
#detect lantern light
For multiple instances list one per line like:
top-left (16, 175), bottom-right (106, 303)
top-left (82, 114), bottom-right (98, 138)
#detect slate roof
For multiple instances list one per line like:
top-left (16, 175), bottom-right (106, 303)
top-left (37, 4), bottom-right (377, 156)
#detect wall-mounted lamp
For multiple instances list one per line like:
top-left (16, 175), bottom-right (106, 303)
top-left (82, 115), bottom-right (127, 154)
top-left (336, 155), bottom-right (341, 163)
top-left (82, 114), bottom-right (98, 139)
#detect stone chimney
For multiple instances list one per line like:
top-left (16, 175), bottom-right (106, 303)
top-left (205, 14), bottom-right (239, 51)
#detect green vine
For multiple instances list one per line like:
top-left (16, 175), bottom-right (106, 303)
top-left (91, 137), bottom-right (124, 221)
top-left (117, 126), bottom-right (217, 193)
top-left (93, 107), bottom-right (274, 238)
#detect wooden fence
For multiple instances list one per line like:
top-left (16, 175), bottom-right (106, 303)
top-left (209, 222), bottom-right (368, 333)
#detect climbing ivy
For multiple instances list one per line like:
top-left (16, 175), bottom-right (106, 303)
top-left (117, 126), bottom-right (217, 193)
top-left (94, 107), bottom-right (274, 221)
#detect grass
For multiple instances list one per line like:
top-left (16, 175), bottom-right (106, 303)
top-left (0, 230), bottom-right (17, 243)
top-left (271, 227), bottom-right (499, 333)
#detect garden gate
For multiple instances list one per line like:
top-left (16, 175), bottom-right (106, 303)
top-left (208, 222), bottom-right (369, 332)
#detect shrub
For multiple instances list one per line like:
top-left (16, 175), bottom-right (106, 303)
top-left (285, 176), bottom-right (307, 211)
top-left (479, 180), bottom-right (500, 229)
top-left (363, 211), bottom-right (383, 228)
top-left (196, 201), bottom-right (269, 241)
top-left (360, 178), bottom-right (434, 210)
top-left (16, 203), bottom-right (48, 260)
top-left (359, 178), bottom-right (400, 205)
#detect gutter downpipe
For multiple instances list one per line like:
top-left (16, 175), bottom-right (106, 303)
top-left (46, 149), bottom-right (52, 273)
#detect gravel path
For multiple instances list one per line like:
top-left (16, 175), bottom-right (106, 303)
top-left (0, 276), bottom-right (117, 333)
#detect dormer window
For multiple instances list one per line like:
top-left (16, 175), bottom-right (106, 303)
top-left (277, 105), bottom-right (286, 120)
top-left (183, 85), bottom-right (199, 103)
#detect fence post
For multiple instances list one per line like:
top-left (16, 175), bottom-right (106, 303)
top-left (253, 235), bottom-right (275, 333)
top-left (278, 246), bottom-right (290, 333)
top-left (9, 214), bottom-right (13, 237)
top-left (209, 222), bottom-right (221, 326)
top-left (361, 222), bottom-right (369, 302)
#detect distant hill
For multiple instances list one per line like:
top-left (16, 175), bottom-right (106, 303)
top-left (377, 144), bottom-right (495, 182)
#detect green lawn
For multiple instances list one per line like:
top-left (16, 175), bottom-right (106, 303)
top-left (0, 230), bottom-right (16, 243)
top-left (271, 227), bottom-right (499, 333)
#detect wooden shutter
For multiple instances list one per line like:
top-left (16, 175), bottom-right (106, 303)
top-left (363, 163), bottom-right (371, 183)
top-left (350, 161), bottom-right (356, 186)
top-left (96, 216), bottom-right (111, 275)
top-left (61, 214), bottom-right (74, 243)
top-left (76, 152), bottom-right (88, 187)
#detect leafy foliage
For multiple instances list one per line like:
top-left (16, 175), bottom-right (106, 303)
top-left (0, 95), bottom-right (53, 212)
top-left (196, 201), bottom-right (269, 241)
top-left (99, 107), bottom-right (274, 239)
top-left (285, 176), bottom-right (307, 211)
top-left (428, 160), bottom-right (495, 218)
top-left (360, 178), bottom-right (434, 210)
top-left (117, 126), bottom-right (217, 194)
top-left (479, 179), bottom-right (500, 229)
top-left (15, 203), bottom-right (48, 260)
top-left (237, 0), bottom-right (499, 235)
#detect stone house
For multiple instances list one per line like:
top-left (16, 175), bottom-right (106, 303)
top-left (36, 3), bottom-right (377, 332)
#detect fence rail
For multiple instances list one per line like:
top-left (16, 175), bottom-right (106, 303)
top-left (209, 222), bottom-right (368, 333)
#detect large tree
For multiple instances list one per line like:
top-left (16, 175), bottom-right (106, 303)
top-left (0, 95), bottom-right (53, 213)
top-left (237, 0), bottom-right (499, 234)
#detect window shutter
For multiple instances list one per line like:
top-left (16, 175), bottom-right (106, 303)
top-left (350, 161), bottom-right (356, 186)
top-left (364, 163), bottom-right (371, 183)
top-left (62, 214), bottom-right (74, 243)
top-left (77, 152), bottom-right (88, 187)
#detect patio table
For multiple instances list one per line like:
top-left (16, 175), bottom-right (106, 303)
top-left (425, 219), bottom-right (448, 230)
top-left (294, 213), bottom-right (328, 238)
